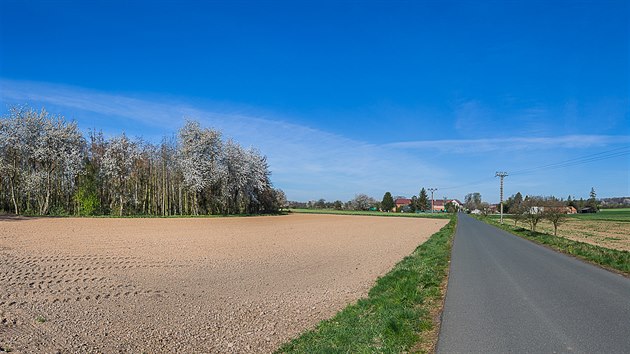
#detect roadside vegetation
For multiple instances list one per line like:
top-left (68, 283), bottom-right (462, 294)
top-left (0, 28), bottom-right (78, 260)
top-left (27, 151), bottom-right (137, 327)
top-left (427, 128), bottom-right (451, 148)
top-left (277, 217), bottom-right (456, 353)
top-left (480, 216), bottom-right (630, 275)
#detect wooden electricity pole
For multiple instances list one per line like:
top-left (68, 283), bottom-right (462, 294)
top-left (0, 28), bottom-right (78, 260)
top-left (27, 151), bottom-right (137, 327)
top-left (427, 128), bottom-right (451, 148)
top-left (428, 188), bottom-right (437, 214)
top-left (495, 172), bottom-right (508, 223)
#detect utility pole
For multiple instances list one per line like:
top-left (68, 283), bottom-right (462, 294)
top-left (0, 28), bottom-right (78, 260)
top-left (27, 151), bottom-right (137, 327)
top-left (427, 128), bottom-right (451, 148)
top-left (495, 172), bottom-right (508, 224)
top-left (428, 188), bottom-right (437, 214)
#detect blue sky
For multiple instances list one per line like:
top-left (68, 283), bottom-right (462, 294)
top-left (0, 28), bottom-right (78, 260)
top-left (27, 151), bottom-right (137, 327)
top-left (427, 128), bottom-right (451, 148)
top-left (1, 0), bottom-right (628, 203)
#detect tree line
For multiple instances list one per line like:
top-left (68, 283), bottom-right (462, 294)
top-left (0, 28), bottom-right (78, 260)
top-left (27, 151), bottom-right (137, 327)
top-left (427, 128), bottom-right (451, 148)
top-left (0, 106), bottom-right (285, 216)
top-left (288, 194), bottom-right (379, 211)
top-left (290, 187), bottom-right (460, 213)
top-left (503, 188), bottom-right (599, 215)
top-left (494, 188), bottom-right (600, 235)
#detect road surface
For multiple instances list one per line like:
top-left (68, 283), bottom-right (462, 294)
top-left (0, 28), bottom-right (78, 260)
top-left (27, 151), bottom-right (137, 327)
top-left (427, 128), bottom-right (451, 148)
top-left (437, 213), bottom-right (630, 353)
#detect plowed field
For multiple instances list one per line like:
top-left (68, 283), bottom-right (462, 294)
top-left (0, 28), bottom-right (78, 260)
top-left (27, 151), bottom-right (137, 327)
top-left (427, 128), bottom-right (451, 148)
top-left (0, 214), bottom-right (446, 353)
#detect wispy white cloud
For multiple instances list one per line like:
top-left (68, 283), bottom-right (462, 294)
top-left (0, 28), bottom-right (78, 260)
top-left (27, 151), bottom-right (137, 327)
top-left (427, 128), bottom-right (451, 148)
top-left (3, 79), bottom-right (627, 202)
top-left (0, 79), bottom-right (449, 201)
top-left (386, 135), bottom-right (630, 153)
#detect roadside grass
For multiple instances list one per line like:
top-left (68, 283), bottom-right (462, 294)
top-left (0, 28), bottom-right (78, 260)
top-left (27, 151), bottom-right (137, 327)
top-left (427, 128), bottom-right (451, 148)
top-left (480, 217), bottom-right (630, 275)
top-left (289, 208), bottom-right (451, 219)
top-left (276, 217), bottom-right (456, 353)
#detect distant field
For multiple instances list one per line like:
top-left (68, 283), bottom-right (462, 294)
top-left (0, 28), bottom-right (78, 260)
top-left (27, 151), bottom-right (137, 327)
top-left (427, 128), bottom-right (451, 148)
top-left (570, 208), bottom-right (630, 222)
top-left (498, 208), bottom-right (630, 252)
top-left (289, 208), bottom-right (451, 219)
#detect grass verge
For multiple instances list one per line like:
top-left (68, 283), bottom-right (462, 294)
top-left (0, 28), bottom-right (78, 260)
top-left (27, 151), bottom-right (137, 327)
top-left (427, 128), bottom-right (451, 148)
top-left (276, 217), bottom-right (456, 353)
top-left (289, 208), bottom-right (451, 219)
top-left (480, 217), bottom-right (630, 275)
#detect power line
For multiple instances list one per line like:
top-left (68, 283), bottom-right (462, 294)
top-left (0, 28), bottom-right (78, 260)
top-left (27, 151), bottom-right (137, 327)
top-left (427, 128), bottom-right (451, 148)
top-left (510, 146), bottom-right (630, 176)
top-left (440, 177), bottom-right (494, 191)
top-left (438, 146), bottom-right (629, 191)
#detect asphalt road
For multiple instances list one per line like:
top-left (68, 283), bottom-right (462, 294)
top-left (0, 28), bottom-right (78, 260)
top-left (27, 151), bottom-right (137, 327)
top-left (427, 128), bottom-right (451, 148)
top-left (437, 213), bottom-right (630, 353)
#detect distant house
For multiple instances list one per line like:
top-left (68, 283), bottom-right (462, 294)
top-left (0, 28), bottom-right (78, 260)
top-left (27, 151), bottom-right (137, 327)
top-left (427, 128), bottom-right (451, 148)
top-left (529, 205), bottom-right (578, 214)
top-left (394, 198), bottom-right (412, 211)
top-left (579, 206), bottom-right (597, 213)
top-left (431, 199), bottom-right (463, 212)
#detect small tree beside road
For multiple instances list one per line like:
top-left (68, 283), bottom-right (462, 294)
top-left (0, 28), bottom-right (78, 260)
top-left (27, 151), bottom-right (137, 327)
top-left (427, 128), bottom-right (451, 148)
top-left (510, 204), bottom-right (525, 227)
top-left (523, 197), bottom-right (544, 232)
top-left (543, 199), bottom-right (568, 236)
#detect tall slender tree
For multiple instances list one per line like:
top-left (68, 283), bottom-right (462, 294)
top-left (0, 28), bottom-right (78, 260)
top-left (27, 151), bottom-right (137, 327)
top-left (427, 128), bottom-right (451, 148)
top-left (418, 188), bottom-right (429, 212)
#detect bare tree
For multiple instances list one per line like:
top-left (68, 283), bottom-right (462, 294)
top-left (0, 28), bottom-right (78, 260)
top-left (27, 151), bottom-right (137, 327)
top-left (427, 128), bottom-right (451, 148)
top-left (523, 197), bottom-right (544, 232)
top-left (479, 202), bottom-right (491, 217)
top-left (351, 194), bottom-right (376, 211)
top-left (464, 192), bottom-right (482, 211)
top-left (510, 204), bottom-right (525, 227)
top-left (543, 199), bottom-right (568, 236)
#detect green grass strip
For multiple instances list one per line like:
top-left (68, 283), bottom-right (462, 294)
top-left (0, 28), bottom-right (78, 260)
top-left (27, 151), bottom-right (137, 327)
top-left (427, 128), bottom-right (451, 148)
top-left (289, 208), bottom-right (451, 219)
top-left (277, 217), bottom-right (456, 353)
top-left (481, 217), bottom-right (630, 275)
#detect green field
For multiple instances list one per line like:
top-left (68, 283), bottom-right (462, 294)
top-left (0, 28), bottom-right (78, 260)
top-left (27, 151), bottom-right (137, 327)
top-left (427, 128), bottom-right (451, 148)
top-left (488, 208), bottom-right (630, 223)
top-left (570, 208), bottom-right (630, 222)
top-left (288, 208), bottom-right (451, 219)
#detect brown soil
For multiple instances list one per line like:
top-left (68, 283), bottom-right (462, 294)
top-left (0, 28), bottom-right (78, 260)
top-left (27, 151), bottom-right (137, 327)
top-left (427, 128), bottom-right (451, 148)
top-left (521, 218), bottom-right (630, 252)
top-left (0, 214), bottom-right (446, 353)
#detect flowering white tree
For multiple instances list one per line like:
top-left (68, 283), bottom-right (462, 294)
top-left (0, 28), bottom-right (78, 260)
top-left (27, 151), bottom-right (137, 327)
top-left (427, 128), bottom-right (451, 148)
top-left (1, 106), bottom-right (279, 216)
top-left (0, 108), bottom-right (25, 214)
top-left (221, 140), bottom-right (248, 213)
top-left (0, 107), bottom-right (84, 214)
top-left (33, 114), bottom-right (84, 214)
top-left (102, 134), bottom-right (138, 216)
top-left (243, 148), bottom-right (271, 213)
top-left (178, 120), bottom-right (222, 214)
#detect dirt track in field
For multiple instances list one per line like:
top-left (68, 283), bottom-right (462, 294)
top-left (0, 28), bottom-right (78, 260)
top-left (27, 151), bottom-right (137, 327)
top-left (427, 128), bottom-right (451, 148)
top-left (0, 214), bottom-right (446, 353)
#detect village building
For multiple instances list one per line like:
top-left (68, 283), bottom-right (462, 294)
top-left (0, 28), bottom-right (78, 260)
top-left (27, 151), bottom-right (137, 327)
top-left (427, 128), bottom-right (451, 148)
top-left (431, 199), bottom-right (463, 212)
top-left (394, 198), bottom-right (412, 211)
